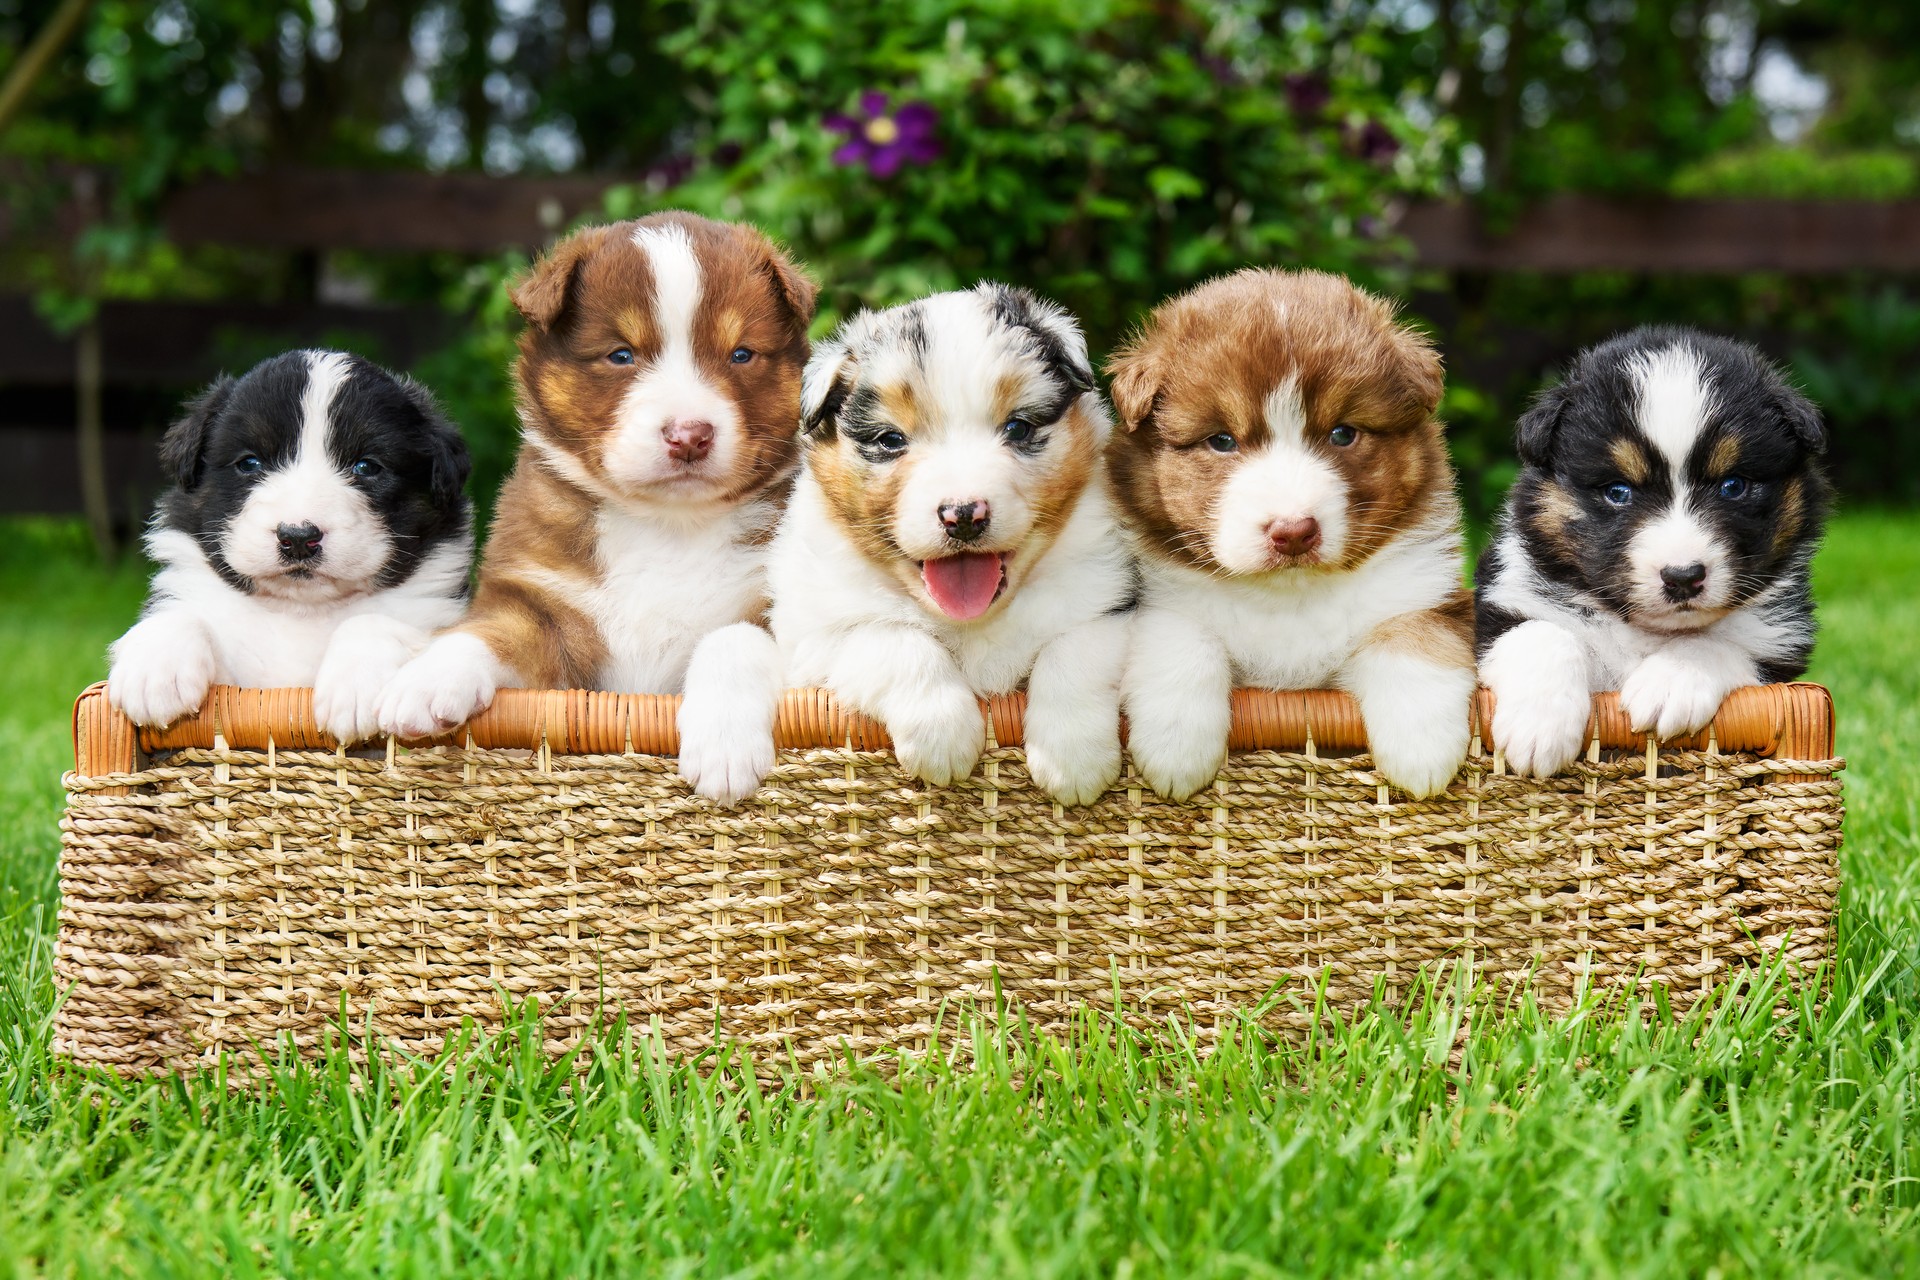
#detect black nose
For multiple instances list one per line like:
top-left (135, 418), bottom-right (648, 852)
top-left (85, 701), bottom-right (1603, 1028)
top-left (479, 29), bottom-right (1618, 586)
top-left (938, 500), bottom-right (991, 544)
top-left (1660, 562), bottom-right (1707, 601)
top-left (276, 522), bottom-right (324, 563)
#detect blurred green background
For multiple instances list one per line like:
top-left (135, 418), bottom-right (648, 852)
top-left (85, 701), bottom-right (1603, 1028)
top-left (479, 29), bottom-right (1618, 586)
top-left (3, 0), bottom-right (1917, 544)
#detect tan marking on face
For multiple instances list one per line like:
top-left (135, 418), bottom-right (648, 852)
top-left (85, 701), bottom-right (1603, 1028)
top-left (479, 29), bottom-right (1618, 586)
top-left (1773, 476), bottom-right (1806, 558)
top-left (876, 379), bottom-right (923, 435)
top-left (1105, 267), bottom-right (1454, 574)
top-left (1363, 590), bottom-right (1475, 671)
top-left (1609, 439), bottom-right (1652, 485)
top-left (1707, 433), bottom-right (1740, 476)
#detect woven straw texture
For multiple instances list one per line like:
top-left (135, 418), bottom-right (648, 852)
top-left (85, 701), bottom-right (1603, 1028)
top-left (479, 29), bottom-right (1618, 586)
top-left (58, 683), bottom-right (1842, 1075)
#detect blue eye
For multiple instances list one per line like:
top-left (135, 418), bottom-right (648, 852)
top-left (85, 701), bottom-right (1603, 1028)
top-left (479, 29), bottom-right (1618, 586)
top-left (350, 458), bottom-right (382, 479)
top-left (234, 455), bottom-right (263, 475)
top-left (1329, 424), bottom-right (1358, 447)
top-left (1718, 476), bottom-right (1749, 500)
top-left (1603, 482), bottom-right (1634, 507)
top-left (730, 347), bottom-right (754, 364)
top-left (607, 348), bottom-right (634, 365)
top-left (1001, 417), bottom-right (1035, 445)
top-left (1206, 432), bottom-right (1238, 453)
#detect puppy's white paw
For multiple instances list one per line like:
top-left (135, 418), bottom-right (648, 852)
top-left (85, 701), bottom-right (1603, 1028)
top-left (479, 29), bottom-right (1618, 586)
top-left (314, 618), bottom-right (424, 744)
top-left (889, 690), bottom-right (985, 788)
top-left (1027, 717), bottom-right (1122, 807)
top-left (1482, 620), bottom-right (1592, 778)
top-left (1128, 717), bottom-right (1229, 802)
top-left (107, 615), bottom-right (216, 728)
top-left (677, 698), bottom-right (775, 806)
top-left (1620, 649), bottom-right (1732, 741)
top-left (375, 632), bottom-right (501, 739)
top-left (1367, 706), bottom-right (1471, 799)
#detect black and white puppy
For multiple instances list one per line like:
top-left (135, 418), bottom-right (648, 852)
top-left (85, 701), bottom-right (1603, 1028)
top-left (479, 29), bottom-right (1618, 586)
top-left (107, 350), bottom-right (474, 741)
top-left (1476, 326), bottom-right (1830, 776)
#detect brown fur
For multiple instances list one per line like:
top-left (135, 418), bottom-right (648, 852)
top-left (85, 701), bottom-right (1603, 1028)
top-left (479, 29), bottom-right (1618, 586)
top-left (1106, 268), bottom-right (1452, 574)
top-left (1707, 433), bottom-right (1741, 476)
top-left (1365, 589), bottom-right (1475, 669)
top-left (456, 213), bottom-right (814, 685)
top-left (1609, 439), bottom-right (1653, 485)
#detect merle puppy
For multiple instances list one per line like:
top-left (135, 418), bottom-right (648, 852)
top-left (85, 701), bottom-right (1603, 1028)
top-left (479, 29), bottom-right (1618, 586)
top-left (1476, 326), bottom-right (1830, 777)
top-left (107, 350), bottom-right (473, 741)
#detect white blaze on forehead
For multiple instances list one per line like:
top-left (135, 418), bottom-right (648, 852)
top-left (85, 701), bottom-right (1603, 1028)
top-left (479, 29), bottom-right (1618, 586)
top-left (1263, 375), bottom-right (1306, 441)
top-left (1629, 344), bottom-right (1718, 471)
top-left (298, 350), bottom-right (354, 465)
top-left (632, 222), bottom-right (702, 349)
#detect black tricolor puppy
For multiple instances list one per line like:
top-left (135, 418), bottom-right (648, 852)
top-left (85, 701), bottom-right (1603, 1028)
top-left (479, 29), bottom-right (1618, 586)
top-left (1475, 325), bottom-right (1830, 777)
top-left (107, 350), bottom-right (474, 741)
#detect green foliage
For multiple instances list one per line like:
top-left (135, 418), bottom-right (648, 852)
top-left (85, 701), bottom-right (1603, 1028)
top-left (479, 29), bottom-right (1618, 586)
top-left (1672, 147), bottom-right (1920, 200)
top-left (4, 511), bottom-right (1920, 1275)
top-left (1790, 287), bottom-right (1920, 503)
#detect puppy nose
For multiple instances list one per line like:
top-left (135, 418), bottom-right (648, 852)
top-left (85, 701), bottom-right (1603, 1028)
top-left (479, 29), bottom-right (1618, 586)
top-left (1266, 517), bottom-right (1322, 558)
top-left (276, 522), bottom-right (324, 563)
top-left (663, 418), bottom-right (715, 463)
top-left (1660, 562), bottom-right (1707, 601)
top-left (939, 500), bottom-right (991, 544)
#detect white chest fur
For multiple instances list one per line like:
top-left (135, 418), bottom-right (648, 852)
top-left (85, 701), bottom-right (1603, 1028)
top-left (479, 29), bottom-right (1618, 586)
top-left (1144, 519), bottom-right (1464, 688)
top-left (582, 500), bottom-right (775, 694)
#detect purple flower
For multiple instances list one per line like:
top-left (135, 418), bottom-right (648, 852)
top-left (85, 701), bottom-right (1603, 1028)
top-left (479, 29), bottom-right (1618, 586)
top-left (824, 91), bottom-right (941, 178)
top-left (1349, 120), bottom-right (1401, 164)
top-left (1283, 72), bottom-right (1331, 119)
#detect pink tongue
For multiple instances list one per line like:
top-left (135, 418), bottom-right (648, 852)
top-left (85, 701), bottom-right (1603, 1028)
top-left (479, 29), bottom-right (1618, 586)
top-left (922, 553), bottom-right (1004, 620)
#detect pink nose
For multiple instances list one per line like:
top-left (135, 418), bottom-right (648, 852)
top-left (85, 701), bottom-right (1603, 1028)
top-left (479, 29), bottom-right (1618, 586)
top-left (663, 419), bottom-right (714, 463)
top-left (1266, 517), bottom-right (1322, 559)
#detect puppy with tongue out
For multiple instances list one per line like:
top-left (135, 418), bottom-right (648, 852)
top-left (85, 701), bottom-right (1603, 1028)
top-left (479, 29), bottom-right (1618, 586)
top-left (750, 283), bottom-right (1135, 802)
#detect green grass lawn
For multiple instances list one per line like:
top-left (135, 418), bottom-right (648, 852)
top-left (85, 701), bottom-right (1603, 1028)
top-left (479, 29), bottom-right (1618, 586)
top-left (2, 513), bottom-right (1918, 1278)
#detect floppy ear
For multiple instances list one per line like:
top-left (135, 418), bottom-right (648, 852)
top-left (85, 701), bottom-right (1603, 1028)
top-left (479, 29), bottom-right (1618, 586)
top-left (756, 235), bottom-right (819, 331)
top-left (1390, 325), bottom-right (1445, 418)
top-left (1104, 344), bottom-right (1162, 432)
top-left (799, 340), bottom-right (856, 440)
top-left (986, 283), bottom-right (1094, 394)
top-left (160, 374), bottom-right (235, 490)
top-left (1515, 380), bottom-right (1573, 469)
top-left (510, 224), bottom-right (616, 333)
top-left (399, 377), bottom-right (473, 506)
top-left (1772, 378), bottom-right (1827, 457)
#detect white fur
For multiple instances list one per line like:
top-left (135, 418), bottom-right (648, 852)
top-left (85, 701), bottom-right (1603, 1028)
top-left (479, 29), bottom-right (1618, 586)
top-left (375, 630), bottom-right (508, 740)
top-left (1629, 344), bottom-right (1717, 471)
top-left (1209, 378), bottom-right (1352, 573)
top-left (110, 527), bottom-right (468, 735)
top-left (1626, 497), bottom-right (1733, 627)
top-left (1124, 504), bottom-right (1469, 799)
top-left (677, 621), bottom-right (783, 805)
top-left (1480, 619), bottom-right (1594, 778)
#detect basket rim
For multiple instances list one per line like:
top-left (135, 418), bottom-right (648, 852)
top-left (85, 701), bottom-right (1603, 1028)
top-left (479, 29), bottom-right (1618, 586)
top-left (71, 681), bottom-right (1836, 776)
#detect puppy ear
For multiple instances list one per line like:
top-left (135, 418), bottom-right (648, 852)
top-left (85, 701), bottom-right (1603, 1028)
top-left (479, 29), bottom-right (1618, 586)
top-left (753, 232), bottom-right (819, 330)
top-left (1105, 344), bottom-right (1162, 432)
top-left (510, 224), bottom-right (614, 333)
top-left (983, 283), bottom-right (1094, 394)
top-left (799, 340), bottom-right (855, 439)
top-left (1515, 380), bottom-right (1573, 469)
top-left (160, 374), bottom-right (235, 489)
top-left (398, 376), bottom-right (473, 506)
top-left (1390, 325), bottom-right (1445, 418)
top-left (1772, 378), bottom-right (1827, 457)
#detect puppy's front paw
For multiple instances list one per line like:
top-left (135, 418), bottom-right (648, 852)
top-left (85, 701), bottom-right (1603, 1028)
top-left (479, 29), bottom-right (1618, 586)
top-left (677, 699), bottom-right (775, 806)
top-left (1027, 718), bottom-right (1122, 807)
top-left (1368, 709), bottom-right (1470, 799)
top-left (107, 621), bottom-right (215, 728)
top-left (1127, 718), bottom-right (1228, 802)
top-left (1620, 650), bottom-right (1730, 741)
top-left (889, 691), bottom-right (984, 788)
top-left (1491, 683), bottom-right (1591, 779)
top-left (314, 620), bottom-right (421, 744)
top-left (375, 635), bottom-right (499, 739)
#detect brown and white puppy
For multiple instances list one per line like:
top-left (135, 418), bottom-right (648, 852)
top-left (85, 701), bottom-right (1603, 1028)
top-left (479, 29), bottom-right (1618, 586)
top-left (1108, 268), bottom-right (1475, 799)
top-left (378, 213), bottom-right (814, 802)
top-left (737, 283), bottom-right (1135, 803)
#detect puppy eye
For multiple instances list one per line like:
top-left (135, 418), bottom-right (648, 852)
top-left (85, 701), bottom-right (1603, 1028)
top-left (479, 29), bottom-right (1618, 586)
top-left (1001, 418), bottom-right (1035, 445)
top-left (874, 430), bottom-right (909, 455)
top-left (350, 458), bottom-right (383, 479)
top-left (1718, 476), bottom-right (1749, 500)
top-left (730, 347), bottom-right (755, 365)
top-left (1205, 432), bottom-right (1238, 453)
top-left (1602, 482), bottom-right (1635, 507)
top-left (607, 347), bottom-right (635, 366)
top-left (1329, 424), bottom-right (1358, 447)
top-left (234, 455), bottom-right (263, 475)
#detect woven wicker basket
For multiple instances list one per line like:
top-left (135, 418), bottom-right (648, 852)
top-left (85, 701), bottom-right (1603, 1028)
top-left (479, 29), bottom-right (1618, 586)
top-left (58, 681), bottom-right (1842, 1075)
